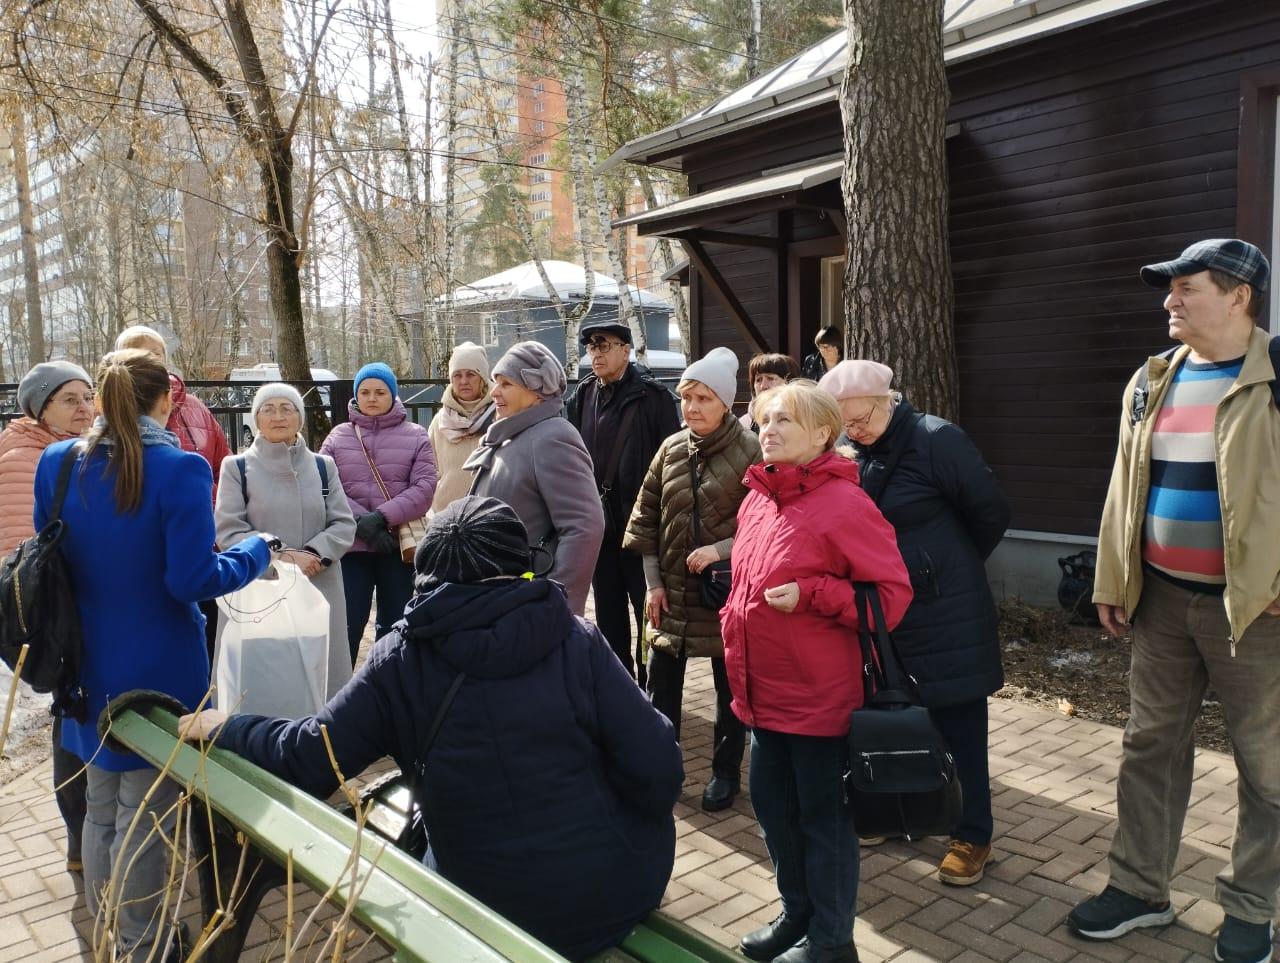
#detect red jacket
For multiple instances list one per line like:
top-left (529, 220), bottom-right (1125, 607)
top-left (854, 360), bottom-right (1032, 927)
top-left (167, 373), bottom-right (230, 498)
top-left (721, 451), bottom-right (912, 737)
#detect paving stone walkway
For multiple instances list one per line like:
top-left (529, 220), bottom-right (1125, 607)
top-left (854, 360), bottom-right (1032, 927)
top-left (1, 658), bottom-right (1273, 962)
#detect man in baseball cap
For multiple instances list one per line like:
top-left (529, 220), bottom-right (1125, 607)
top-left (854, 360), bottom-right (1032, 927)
top-left (1069, 237), bottom-right (1280, 963)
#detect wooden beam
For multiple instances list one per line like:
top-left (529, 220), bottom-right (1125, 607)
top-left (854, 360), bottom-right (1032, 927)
top-left (823, 207), bottom-right (848, 242)
top-left (682, 237), bottom-right (771, 354)
top-left (683, 229), bottom-right (780, 249)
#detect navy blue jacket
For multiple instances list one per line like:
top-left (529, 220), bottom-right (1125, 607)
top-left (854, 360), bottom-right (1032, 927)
top-left (854, 400), bottom-right (1011, 707)
top-left (217, 577), bottom-right (682, 960)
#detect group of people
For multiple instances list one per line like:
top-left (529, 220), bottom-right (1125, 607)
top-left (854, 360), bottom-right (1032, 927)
top-left (6, 235), bottom-right (1275, 963)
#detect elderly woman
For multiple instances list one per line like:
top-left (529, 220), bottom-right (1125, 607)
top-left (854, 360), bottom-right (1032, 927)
top-left (216, 383), bottom-right (357, 708)
top-left (0, 361), bottom-right (94, 872)
top-left (624, 347), bottom-right (760, 812)
top-left (800, 325), bottom-right (843, 381)
top-left (819, 361), bottom-right (1010, 887)
top-left (181, 496), bottom-right (682, 961)
top-left (463, 341), bottom-right (603, 615)
top-left (740, 352), bottom-right (800, 433)
top-left (428, 341), bottom-right (495, 512)
top-left (321, 362), bottom-right (437, 664)
top-left (37, 349), bottom-right (271, 961)
top-left (722, 382), bottom-right (912, 963)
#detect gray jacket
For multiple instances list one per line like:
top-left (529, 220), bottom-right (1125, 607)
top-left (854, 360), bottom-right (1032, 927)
top-left (463, 402), bottom-right (603, 615)
top-left (215, 435), bottom-right (357, 701)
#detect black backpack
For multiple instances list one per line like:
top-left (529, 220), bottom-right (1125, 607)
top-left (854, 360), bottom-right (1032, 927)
top-left (0, 447), bottom-right (86, 720)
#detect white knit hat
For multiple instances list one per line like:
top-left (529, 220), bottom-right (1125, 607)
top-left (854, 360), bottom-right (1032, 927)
top-left (449, 341), bottom-right (492, 382)
top-left (681, 347), bottom-right (739, 409)
top-left (250, 382), bottom-right (306, 422)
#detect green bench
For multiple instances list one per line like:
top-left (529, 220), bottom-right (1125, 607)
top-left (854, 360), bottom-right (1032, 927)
top-left (109, 700), bottom-right (743, 963)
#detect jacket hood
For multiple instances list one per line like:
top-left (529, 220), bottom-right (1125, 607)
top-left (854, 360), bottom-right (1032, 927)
top-left (347, 396), bottom-right (409, 430)
top-left (168, 372), bottom-right (187, 404)
top-left (401, 577), bottom-right (571, 679)
top-left (745, 449), bottom-right (861, 503)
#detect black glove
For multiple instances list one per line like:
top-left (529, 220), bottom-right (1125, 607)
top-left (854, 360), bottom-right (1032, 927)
top-left (368, 528), bottom-right (400, 555)
top-left (355, 511), bottom-right (389, 544)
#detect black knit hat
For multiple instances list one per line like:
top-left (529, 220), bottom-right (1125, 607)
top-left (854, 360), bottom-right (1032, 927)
top-left (414, 496), bottom-right (531, 588)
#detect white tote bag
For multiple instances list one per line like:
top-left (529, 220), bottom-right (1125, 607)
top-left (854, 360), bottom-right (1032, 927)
top-left (215, 562), bottom-right (329, 719)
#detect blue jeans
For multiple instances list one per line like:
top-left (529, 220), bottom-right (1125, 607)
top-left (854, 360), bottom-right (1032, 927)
top-left (929, 699), bottom-right (993, 845)
top-left (749, 728), bottom-right (859, 947)
top-left (341, 551), bottom-right (414, 665)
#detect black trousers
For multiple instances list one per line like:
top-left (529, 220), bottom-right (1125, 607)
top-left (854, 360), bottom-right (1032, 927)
top-left (648, 649), bottom-right (745, 782)
top-left (590, 540), bottom-right (646, 682)
top-left (928, 698), bottom-right (993, 845)
top-left (198, 597), bottom-right (219, 668)
top-left (51, 716), bottom-right (86, 862)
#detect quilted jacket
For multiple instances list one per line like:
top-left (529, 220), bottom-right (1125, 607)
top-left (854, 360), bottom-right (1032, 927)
top-left (166, 374), bottom-right (230, 498)
top-left (0, 417), bottom-right (78, 555)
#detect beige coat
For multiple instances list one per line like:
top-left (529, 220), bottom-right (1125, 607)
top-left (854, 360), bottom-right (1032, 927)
top-left (1095, 326), bottom-right (1280, 646)
top-left (623, 414), bottom-right (761, 658)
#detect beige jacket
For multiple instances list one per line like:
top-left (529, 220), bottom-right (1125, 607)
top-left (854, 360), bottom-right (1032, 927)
top-left (1094, 326), bottom-right (1280, 646)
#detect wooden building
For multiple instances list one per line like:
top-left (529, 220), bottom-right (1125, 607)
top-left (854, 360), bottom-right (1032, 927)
top-left (605, 0), bottom-right (1280, 602)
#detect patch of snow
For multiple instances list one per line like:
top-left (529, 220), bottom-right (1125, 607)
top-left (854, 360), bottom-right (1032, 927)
top-left (0, 663), bottom-right (51, 754)
top-left (1047, 650), bottom-right (1095, 670)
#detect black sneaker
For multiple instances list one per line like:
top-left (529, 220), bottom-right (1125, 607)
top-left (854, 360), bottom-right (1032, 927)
top-left (1215, 916), bottom-right (1275, 963)
top-left (1067, 885), bottom-right (1174, 940)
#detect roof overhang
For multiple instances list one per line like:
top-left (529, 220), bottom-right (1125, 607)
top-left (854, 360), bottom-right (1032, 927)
top-left (614, 156), bottom-right (843, 236)
top-left (601, 0), bottom-right (1175, 174)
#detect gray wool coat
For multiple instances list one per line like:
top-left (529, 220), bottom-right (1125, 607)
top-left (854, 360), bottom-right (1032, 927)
top-left (462, 401), bottom-right (603, 615)
top-left (215, 435), bottom-right (357, 703)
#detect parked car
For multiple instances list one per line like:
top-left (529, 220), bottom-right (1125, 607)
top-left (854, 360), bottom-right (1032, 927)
top-left (229, 364), bottom-right (340, 443)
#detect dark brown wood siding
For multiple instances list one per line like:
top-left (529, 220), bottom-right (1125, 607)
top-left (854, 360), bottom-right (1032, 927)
top-left (946, 0), bottom-right (1280, 535)
top-left (675, 0), bottom-right (1280, 535)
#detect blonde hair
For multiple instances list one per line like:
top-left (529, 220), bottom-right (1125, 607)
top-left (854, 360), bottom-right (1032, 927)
top-left (752, 381), bottom-right (842, 451)
top-left (114, 325), bottom-right (168, 358)
top-left (83, 349), bottom-right (171, 512)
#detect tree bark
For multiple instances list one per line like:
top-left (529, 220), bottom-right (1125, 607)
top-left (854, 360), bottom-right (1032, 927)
top-left (841, 0), bottom-right (956, 421)
top-left (11, 109), bottom-right (45, 365)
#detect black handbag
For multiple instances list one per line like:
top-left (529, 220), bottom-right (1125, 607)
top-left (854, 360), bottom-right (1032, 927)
top-left (844, 584), bottom-right (961, 840)
top-left (0, 448), bottom-right (86, 720)
top-left (687, 452), bottom-right (731, 610)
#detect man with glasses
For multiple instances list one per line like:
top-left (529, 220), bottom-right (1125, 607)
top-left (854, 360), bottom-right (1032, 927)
top-left (566, 320), bottom-right (679, 683)
top-left (1068, 240), bottom-right (1280, 963)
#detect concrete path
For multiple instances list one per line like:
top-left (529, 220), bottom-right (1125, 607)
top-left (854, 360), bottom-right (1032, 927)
top-left (0, 658), bottom-right (1270, 961)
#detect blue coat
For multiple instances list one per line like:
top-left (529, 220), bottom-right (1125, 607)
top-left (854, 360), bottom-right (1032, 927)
top-left (217, 577), bottom-right (682, 961)
top-left (35, 438), bottom-right (271, 771)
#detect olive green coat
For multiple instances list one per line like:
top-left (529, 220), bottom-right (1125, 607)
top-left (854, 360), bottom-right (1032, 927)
top-left (623, 414), bottom-right (761, 658)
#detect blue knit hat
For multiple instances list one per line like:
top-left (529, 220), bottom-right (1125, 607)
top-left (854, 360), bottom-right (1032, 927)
top-left (353, 361), bottom-right (398, 398)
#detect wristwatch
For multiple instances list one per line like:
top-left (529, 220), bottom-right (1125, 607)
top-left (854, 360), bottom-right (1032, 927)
top-left (260, 533), bottom-right (285, 552)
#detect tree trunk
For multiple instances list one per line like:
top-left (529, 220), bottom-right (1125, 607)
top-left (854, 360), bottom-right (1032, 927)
top-left (11, 109), bottom-right (45, 365)
top-left (747, 0), bottom-right (763, 80)
top-left (636, 168), bottom-right (691, 358)
top-left (841, 0), bottom-right (956, 421)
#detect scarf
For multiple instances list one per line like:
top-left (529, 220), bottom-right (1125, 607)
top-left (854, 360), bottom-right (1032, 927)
top-left (90, 415), bottom-right (182, 450)
top-left (437, 386), bottom-right (496, 443)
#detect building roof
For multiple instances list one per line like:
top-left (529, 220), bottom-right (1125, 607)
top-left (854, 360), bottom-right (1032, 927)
top-left (441, 260), bottom-right (670, 308)
top-left (600, 0), bottom-right (1173, 172)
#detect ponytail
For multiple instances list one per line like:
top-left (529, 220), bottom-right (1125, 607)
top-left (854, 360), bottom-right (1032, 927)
top-left (83, 349), bottom-right (170, 512)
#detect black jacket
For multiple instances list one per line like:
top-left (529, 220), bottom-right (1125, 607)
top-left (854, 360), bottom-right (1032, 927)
top-left (853, 399), bottom-right (1010, 707)
top-left (565, 363), bottom-right (680, 543)
top-left (216, 578), bottom-right (682, 960)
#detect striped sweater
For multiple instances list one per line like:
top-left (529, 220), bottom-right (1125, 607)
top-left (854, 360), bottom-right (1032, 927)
top-left (1142, 356), bottom-right (1242, 591)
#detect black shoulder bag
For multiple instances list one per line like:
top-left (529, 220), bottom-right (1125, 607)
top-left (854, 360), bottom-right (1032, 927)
top-left (688, 451), bottom-right (732, 611)
top-left (844, 584), bottom-right (961, 839)
top-left (0, 447), bottom-right (87, 720)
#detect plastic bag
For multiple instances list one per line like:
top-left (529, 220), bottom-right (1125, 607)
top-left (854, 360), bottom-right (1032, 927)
top-left (215, 562), bottom-right (329, 718)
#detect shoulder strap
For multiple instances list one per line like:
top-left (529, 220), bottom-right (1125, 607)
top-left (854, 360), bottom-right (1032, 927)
top-left (50, 446), bottom-right (78, 521)
top-left (600, 401), bottom-right (640, 495)
top-left (854, 583), bottom-right (920, 702)
top-left (1130, 346), bottom-right (1180, 426)
top-left (687, 448), bottom-right (706, 547)
top-left (234, 455), bottom-right (248, 505)
top-left (867, 412), bottom-right (923, 506)
top-left (1269, 335), bottom-right (1280, 407)
top-left (411, 672), bottom-right (467, 795)
top-left (314, 455), bottom-right (329, 497)
top-left (353, 424), bottom-right (393, 503)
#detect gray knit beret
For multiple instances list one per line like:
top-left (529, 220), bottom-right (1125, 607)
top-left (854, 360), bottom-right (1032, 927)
top-left (491, 341), bottom-right (567, 401)
top-left (18, 361), bottom-right (93, 419)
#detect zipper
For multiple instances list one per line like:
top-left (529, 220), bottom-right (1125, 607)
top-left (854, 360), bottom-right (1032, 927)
top-left (13, 568), bottom-right (26, 635)
top-left (859, 748), bottom-right (933, 782)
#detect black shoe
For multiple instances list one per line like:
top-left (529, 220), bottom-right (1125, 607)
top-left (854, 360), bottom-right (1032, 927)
top-left (161, 922), bottom-right (190, 963)
top-left (1067, 885), bottom-right (1174, 940)
top-left (1215, 916), bottom-right (1275, 963)
top-left (739, 912), bottom-right (809, 961)
top-left (700, 776), bottom-right (738, 812)
top-left (772, 938), bottom-right (860, 963)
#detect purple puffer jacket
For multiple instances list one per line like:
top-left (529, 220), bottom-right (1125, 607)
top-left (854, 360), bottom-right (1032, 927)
top-left (320, 398), bottom-right (437, 553)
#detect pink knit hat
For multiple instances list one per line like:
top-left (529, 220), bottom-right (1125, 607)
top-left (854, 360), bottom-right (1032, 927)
top-left (818, 360), bottom-right (894, 399)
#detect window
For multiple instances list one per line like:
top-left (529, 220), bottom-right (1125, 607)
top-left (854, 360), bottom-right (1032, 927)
top-left (533, 121), bottom-right (545, 133)
top-left (534, 101), bottom-right (545, 114)
top-left (531, 171), bottom-right (552, 184)
top-left (529, 152), bottom-right (549, 166)
top-left (482, 313), bottom-right (498, 345)
top-left (533, 209), bottom-right (552, 222)
top-left (533, 81), bottom-right (545, 95)
top-left (820, 255), bottom-right (846, 328)
top-left (531, 190), bottom-right (551, 202)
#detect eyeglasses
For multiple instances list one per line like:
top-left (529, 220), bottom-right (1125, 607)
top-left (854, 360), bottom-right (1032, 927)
top-left (842, 407), bottom-right (878, 433)
top-left (258, 404), bottom-right (299, 418)
top-left (585, 340), bottom-right (624, 355)
top-left (53, 392), bottom-right (95, 410)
